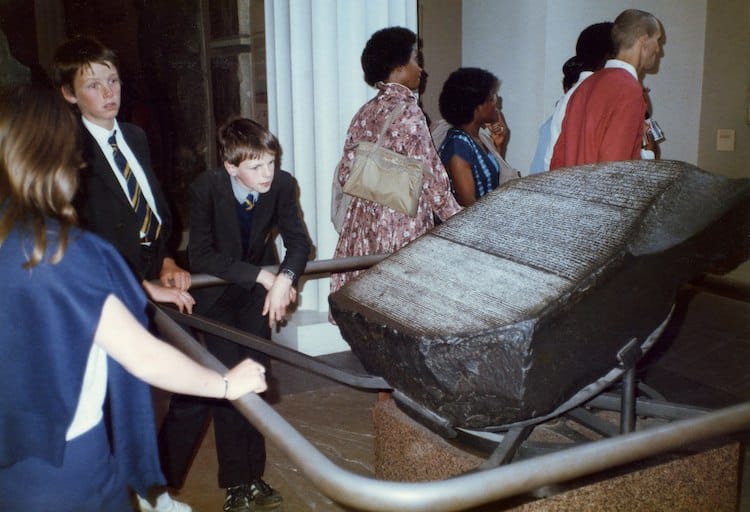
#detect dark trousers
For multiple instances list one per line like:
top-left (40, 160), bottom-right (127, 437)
top-left (158, 284), bottom-right (270, 489)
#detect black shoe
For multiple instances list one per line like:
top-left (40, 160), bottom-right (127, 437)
top-left (248, 478), bottom-right (282, 509)
top-left (223, 485), bottom-right (252, 512)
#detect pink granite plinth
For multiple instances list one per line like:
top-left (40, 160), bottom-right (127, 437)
top-left (373, 398), bottom-right (741, 511)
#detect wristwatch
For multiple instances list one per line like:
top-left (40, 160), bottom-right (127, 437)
top-left (279, 268), bottom-right (296, 282)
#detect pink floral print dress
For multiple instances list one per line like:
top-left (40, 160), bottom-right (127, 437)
top-left (330, 82), bottom-right (461, 293)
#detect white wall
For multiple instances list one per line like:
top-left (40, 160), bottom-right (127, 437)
top-left (462, 0), bottom-right (708, 173)
top-left (697, 0), bottom-right (750, 178)
top-left (419, 0), bottom-right (462, 125)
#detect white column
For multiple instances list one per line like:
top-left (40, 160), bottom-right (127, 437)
top-left (265, 0), bottom-right (417, 311)
top-left (265, 0), bottom-right (416, 354)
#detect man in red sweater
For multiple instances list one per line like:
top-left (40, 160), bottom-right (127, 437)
top-left (550, 9), bottom-right (663, 170)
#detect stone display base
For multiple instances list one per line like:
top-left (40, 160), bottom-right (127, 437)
top-left (373, 398), bottom-right (741, 511)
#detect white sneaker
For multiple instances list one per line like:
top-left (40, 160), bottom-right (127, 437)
top-left (137, 491), bottom-right (193, 512)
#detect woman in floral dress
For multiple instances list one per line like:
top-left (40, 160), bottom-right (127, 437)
top-left (330, 27), bottom-right (461, 294)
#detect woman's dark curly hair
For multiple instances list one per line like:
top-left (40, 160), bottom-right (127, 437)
top-left (438, 67), bottom-right (499, 126)
top-left (361, 27), bottom-right (417, 86)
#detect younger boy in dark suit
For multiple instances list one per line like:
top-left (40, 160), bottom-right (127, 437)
top-left (158, 118), bottom-right (310, 512)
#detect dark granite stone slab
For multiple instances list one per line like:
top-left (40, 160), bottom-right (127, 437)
top-left (329, 160), bottom-right (750, 429)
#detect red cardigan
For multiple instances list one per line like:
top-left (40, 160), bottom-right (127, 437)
top-left (550, 67), bottom-right (646, 169)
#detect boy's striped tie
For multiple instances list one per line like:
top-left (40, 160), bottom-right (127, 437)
top-left (109, 131), bottom-right (161, 243)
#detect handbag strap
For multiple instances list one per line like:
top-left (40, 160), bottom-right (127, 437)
top-left (371, 103), bottom-right (407, 151)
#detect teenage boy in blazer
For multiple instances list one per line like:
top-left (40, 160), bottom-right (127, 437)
top-left (53, 36), bottom-right (195, 512)
top-left (158, 117), bottom-right (310, 512)
top-left (53, 36), bottom-right (195, 315)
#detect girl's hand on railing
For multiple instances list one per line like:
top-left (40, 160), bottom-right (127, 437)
top-left (223, 359), bottom-right (268, 399)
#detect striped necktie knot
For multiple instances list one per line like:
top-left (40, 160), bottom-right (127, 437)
top-left (244, 193), bottom-right (257, 212)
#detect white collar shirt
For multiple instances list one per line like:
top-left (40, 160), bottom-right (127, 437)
top-left (81, 117), bottom-right (162, 230)
top-left (604, 59), bottom-right (638, 81)
top-left (230, 175), bottom-right (259, 205)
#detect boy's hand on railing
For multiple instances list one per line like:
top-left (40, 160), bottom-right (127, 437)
top-left (262, 272), bottom-right (296, 328)
top-left (159, 257), bottom-right (192, 290)
top-left (143, 280), bottom-right (195, 314)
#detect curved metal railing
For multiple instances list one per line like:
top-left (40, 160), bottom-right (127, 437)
top-left (149, 256), bottom-right (750, 511)
top-left (187, 254), bottom-right (389, 289)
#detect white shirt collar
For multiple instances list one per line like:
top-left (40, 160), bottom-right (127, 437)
top-left (230, 175), bottom-right (258, 204)
top-left (578, 70), bottom-right (594, 82)
top-left (604, 59), bottom-right (638, 80)
top-left (81, 116), bottom-right (121, 145)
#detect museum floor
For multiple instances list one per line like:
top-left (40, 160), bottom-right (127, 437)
top-left (159, 285), bottom-right (750, 512)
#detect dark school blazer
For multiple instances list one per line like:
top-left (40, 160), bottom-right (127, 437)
top-left (75, 122), bottom-right (174, 282)
top-left (187, 167), bottom-right (311, 315)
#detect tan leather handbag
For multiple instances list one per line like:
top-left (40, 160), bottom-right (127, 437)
top-left (343, 104), bottom-right (431, 217)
